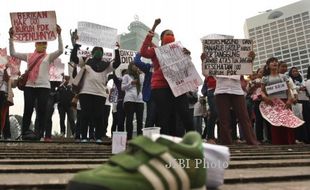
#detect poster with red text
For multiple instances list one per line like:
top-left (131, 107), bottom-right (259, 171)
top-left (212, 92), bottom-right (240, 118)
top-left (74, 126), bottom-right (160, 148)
top-left (49, 58), bottom-right (64, 81)
top-left (8, 57), bottom-right (21, 79)
top-left (259, 98), bottom-right (304, 128)
top-left (10, 11), bottom-right (57, 42)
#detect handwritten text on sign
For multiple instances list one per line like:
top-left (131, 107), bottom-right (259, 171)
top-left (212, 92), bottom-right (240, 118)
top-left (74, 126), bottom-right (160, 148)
top-left (77, 21), bottom-right (117, 49)
top-left (120, 49), bottom-right (136, 64)
top-left (155, 41), bottom-right (202, 97)
top-left (10, 11), bottom-right (57, 42)
top-left (265, 82), bottom-right (288, 95)
top-left (202, 39), bottom-right (253, 75)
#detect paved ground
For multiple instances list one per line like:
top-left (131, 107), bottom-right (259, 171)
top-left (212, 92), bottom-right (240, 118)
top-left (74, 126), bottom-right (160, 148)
top-left (0, 140), bottom-right (309, 189)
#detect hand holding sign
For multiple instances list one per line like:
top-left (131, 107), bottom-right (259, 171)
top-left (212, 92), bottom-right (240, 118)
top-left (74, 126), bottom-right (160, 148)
top-left (9, 27), bottom-right (14, 38)
top-left (56, 25), bottom-right (61, 35)
top-left (70, 29), bottom-right (78, 46)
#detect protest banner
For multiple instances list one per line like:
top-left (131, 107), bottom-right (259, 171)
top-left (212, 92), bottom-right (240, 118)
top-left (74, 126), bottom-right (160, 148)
top-left (202, 39), bottom-right (253, 75)
top-left (77, 21), bottom-right (117, 49)
top-left (10, 11), bottom-right (57, 42)
top-left (155, 41), bottom-right (203, 97)
top-left (8, 57), bottom-right (21, 79)
top-left (0, 48), bottom-right (8, 70)
top-left (119, 49), bottom-right (136, 64)
top-left (259, 98), bottom-right (304, 128)
top-left (49, 58), bottom-right (64, 81)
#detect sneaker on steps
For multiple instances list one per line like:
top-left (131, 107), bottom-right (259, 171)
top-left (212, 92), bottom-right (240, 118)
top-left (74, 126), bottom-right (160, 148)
top-left (22, 130), bottom-right (40, 141)
top-left (67, 131), bottom-right (206, 190)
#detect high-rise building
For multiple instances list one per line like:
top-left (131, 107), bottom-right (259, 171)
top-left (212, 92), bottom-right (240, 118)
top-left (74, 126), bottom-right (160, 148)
top-left (244, 0), bottom-right (310, 78)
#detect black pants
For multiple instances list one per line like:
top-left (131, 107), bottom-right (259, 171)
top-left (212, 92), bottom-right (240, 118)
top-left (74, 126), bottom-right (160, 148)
top-left (152, 88), bottom-right (194, 136)
top-left (0, 92), bottom-right (11, 139)
top-left (124, 102), bottom-right (144, 140)
top-left (116, 101), bottom-right (125, 132)
top-left (145, 96), bottom-right (158, 128)
top-left (102, 105), bottom-right (111, 137)
top-left (79, 94), bottom-right (106, 140)
top-left (23, 87), bottom-right (50, 135)
top-left (58, 104), bottom-right (75, 136)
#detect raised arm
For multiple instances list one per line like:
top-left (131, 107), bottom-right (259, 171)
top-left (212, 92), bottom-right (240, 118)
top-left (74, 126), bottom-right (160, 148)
top-left (9, 27), bottom-right (27, 61)
top-left (134, 52), bottom-right (151, 73)
top-left (48, 25), bottom-right (64, 62)
top-left (140, 19), bottom-right (160, 59)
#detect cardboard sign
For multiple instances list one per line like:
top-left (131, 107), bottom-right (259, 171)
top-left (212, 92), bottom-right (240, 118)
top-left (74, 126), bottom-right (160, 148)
top-left (155, 41), bottom-right (203, 97)
top-left (202, 39), bottom-right (253, 75)
top-left (8, 57), bottom-right (21, 79)
top-left (77, 21), bottom-right (117, 49)
top-left (10, 11), bottom-right (57, 42)
top-left (119, 49), bottom-right (136, 64)
top-left (265, 82), bottom-right (288, 95)
top-left (49, 58), bottom-right (64, 81)
top-left (259, 98), bottom-right (304, 128)
top-left (0, 49), bottom-right (8, 70)
top-left (112, 131), bottom-right (127, 154)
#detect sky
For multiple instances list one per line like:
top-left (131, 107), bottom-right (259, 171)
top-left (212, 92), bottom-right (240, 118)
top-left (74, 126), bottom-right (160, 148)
top-left (0, 0), bottom-right (300, 134)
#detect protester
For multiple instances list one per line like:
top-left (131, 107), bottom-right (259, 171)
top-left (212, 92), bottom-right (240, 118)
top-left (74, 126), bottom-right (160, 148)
top-left (111, 70), bottom-right (126, 133)
top-left (57, 76), bottom-right (75, 138)
top-left (72, 44), bottom-right (120, 143)
top-left (201, 76), bottom-right (217, 143)
top-left (261, 57), bottom-right (295, 145)
top-left (134, 52), bottom-right (158, 128)
top-left (140, 21), bottom-right (194, 136)
top-left (246, 68), bottom-right (269, 142)
top-left (41, 81), bottom-right (61, 141)
top-left (289, 67), bottom-right (310, 143)
top-left (0, 62), bottom-right (12, 140)
top-left (9, 25), bottom-right (63, 140)
top-left (201, 51), bottom-right (259, 145)
top-left (121, 62), bottom-right (144, 140)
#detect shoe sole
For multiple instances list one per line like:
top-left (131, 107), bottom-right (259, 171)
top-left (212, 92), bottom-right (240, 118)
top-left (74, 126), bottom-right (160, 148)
top-left (67, 181), bottom-right (206, 190)
top-left (67, 181), bottom-right (110, 190)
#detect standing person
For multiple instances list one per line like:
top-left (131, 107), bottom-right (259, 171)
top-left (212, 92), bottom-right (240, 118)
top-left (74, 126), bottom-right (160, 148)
top-left (111, 70), bottom-right (126, 133)
top-left (201, 76), bottom-right (217, 143)
top-left (247, 68), bottom-right (268, 142)
top-left (42, 81), bottom-right (61, 141)
top-left (0, 64), bottom-right (12, 140)
top-left (289, 67), bottom-right (310, 143)
top-left (121, 62), bottom-right (144, 140)
top-left (9, 25), bottom-right (63, 140)
top-left (261, 57), bottom-right (295, 145)
top-left (134, 52), bottom-right (158, 128)
top-left (140, 19), bottom-right (194, 136)
top-left (57, 76), bottom-right (75, 138)
top-left (201, 51), bottom-right (259, 145)
top-left (73, 45), bottom-right (120, 143)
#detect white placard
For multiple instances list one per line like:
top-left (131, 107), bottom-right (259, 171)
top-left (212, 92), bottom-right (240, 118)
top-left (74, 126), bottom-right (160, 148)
top-left (49, 58), bottom-right (64, 81)
top-left (77, 21), bottom-right (117, 49)
top-left (265, 81), bottom-right (288, 95)
top-left (10, 11), bottom-right (57, 42)
top-left (112, 131), bottom-right (127, 154)
top-left (202, 39), bottom-right (253, 75)
top-left (155, 41), bottom-right (203, 97)
top-left (119, 49), bottom-right (136, 64)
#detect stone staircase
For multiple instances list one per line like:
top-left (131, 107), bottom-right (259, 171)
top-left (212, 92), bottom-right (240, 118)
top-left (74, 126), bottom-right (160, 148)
top-left (0, 141), bottom-right (309, 190)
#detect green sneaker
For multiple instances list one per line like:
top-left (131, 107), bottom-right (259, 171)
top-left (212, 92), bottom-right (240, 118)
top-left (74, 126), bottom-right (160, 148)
top-left (67, 131), bottom-right (206, 190)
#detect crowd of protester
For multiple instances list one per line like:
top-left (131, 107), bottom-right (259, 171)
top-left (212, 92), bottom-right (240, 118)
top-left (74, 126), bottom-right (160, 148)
top-left (1, 23), bottom-right (310, 145)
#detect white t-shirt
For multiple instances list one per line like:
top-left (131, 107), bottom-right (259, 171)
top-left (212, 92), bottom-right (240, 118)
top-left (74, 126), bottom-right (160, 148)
top-left (122, 74), bottom-right (144, 103)
top-left (214, 75), bottom-right (244, 95)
